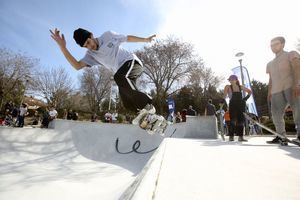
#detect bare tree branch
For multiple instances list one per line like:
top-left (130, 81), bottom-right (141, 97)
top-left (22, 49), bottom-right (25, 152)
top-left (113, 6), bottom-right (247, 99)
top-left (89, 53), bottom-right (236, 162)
top-left (79, 66), bottom-right (113, 113)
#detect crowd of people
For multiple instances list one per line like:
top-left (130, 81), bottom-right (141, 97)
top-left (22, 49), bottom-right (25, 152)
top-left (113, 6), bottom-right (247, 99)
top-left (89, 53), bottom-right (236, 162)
top-left (0, 101), bottom-right (28, 127)
top-left (0, 102), bottom-right (59, 129)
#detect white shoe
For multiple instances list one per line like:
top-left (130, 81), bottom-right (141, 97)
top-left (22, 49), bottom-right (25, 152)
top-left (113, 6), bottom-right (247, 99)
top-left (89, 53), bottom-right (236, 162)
top-left (132, 109), bottom-right (148, 125)
top-left (145, 104), bottom-right (156, 114)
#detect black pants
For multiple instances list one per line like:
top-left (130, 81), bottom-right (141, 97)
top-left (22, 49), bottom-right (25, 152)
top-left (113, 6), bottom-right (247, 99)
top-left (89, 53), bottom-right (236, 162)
top-left (229, 99), bottom-right (245, 137)
top-left (114, 60), bottom-right (152, 112)
top-left (18, 115), bottom-right (25, 127)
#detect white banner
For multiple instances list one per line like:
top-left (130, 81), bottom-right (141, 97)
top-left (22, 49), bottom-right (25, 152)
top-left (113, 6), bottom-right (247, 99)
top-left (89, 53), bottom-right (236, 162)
top-left (231, 66), bottom-right (258, 116)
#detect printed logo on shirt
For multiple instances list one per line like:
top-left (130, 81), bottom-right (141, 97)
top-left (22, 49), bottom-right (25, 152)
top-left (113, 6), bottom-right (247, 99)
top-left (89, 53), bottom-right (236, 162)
top-left (107, 42), bottom-right (114, 48)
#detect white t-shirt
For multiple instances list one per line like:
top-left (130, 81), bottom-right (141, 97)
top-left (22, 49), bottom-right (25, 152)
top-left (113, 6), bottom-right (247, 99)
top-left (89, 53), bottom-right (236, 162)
top-left (105, 112), bottom-right (112, 120)
top-left (80, 31), bottom-right (142, 72)
top-left (19, 107), bottom-right (27, 116)
top-left (49, 110), bottom-right (58, 118)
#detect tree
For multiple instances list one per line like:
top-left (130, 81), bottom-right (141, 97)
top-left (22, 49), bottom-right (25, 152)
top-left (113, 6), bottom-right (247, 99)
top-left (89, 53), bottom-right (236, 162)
top-left (32, 67), bottom-right (74, 110)
top-left (135, 36), bottom-right (195, 113)
top-left (0, 48), bottom-right (38, 111)
top-left (79, 66), bottom-right (113, 113)
top-left (183, 59), bottom-right (223, 114)
top-left (173, 86), bottom-right (194, 112)
top-left (251, 79), bottom-right (268, 116)
top-left (188, 59), bottom-right (222, 98)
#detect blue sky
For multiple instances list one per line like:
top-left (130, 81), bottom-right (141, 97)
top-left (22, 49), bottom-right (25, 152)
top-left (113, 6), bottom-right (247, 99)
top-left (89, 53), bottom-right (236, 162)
top-left (1, 0), bottom-right (300, 88)
top-left (0, 0), bottom-right (161, 84)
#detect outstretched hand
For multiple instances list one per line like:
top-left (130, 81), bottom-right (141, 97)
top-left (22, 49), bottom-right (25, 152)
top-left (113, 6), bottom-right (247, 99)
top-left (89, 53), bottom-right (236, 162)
top-left (50, 28), bottom-right (66, 48)
top-left (146, 34), bottom-right (156, 42)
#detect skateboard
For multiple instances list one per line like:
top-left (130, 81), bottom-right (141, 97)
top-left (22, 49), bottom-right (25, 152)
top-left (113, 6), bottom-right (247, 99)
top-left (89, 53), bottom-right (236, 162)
top-left (244, 113), bottom-right (300, 146)
top-left (135, 112), bottom-right (168, 135)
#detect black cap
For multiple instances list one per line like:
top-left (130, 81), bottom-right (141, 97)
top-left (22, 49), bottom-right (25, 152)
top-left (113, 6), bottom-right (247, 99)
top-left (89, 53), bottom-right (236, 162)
top-left (73, 28), bottom-right (91, 47)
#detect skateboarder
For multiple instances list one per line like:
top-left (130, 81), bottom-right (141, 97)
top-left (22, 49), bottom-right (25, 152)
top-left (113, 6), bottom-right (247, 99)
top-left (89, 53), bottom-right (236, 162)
top-left (223, 75), bottom-right (252, 142)
top-left (50, 28), bottom-right (156, 124)
top-left (266, 36), bottom-right (300, 145)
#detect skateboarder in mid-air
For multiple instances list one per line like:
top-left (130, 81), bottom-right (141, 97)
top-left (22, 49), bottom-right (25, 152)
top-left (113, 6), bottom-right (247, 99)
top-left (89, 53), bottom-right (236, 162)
top-left (50, 28), bottom-right (158, 127)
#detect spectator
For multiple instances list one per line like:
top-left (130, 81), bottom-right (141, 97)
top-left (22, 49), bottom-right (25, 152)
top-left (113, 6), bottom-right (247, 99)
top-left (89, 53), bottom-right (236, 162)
top-left (205, 99), bottom-right (216, 116)
top-left (216, 102), bottom-right (225, 134)
top-left (72, 112), bottom-right (79, 120)
top-left (223, 75), bottom-right (252, 142)
top-left (181, 109), bottom-right (187, 122)
top-left (186, 105), bottom-right (197, 116)
top-left (104, 111), bottom-right (112, 123)
top-left (224, 109), bottom-right (231, 136)
top-left (18, 103), bottom-right (28, 127)
top-left (175, 111), bottom-right (182, 123)
top-left (48, 106), bottom-right (58, 129)
top-left (91, 113), bottom-right (98, 122)
top-left (62, 109), bottom-right (68, 119)
top-left (4, 101), bottom-right (13, 112)
top-left (11, 105), bottom-right (19, 125)
top-left (4, 109), bottom-right (13, 126)
top-left (266, 36), bottom-right (300, 145)
top-left (32, 111), bottom-right (40, 125)
top-left (67, 109), bottom-right (73, 120)
top-left (41, 108), bottom-right (50, 128)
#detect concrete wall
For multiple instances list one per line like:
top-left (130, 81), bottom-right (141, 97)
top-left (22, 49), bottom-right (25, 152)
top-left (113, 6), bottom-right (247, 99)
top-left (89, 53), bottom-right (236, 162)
top-left (184, 116), bottom-right (218, 139)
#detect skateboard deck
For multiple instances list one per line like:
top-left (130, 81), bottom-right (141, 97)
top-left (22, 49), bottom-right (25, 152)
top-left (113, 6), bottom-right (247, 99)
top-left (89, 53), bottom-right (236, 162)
top-left (244, 113), bottom-right (300, 146)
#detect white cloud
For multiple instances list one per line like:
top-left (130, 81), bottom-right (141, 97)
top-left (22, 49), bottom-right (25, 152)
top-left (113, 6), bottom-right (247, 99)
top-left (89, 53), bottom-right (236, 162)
top-left (153, 0), bottom-right (300, 87)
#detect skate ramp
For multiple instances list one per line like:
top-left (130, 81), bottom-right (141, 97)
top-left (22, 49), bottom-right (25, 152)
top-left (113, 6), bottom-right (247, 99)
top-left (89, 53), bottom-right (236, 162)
top-left (0, 120), bottom-right (184, 200)
top-left (185, 116), bottom-right (218, 138)
top-left (0, 117), bottom-right (217, 200)
top-left (57, 120), bottom-right (184, 173)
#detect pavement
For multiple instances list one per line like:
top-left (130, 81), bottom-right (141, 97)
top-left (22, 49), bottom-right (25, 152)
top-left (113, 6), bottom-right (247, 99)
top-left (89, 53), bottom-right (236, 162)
top-left (130, 137), bottom-right (300, 200)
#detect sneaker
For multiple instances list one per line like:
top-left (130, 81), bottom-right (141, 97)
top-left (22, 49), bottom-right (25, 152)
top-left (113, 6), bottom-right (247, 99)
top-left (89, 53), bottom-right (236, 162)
top-left (238, 136), bottom-right (248, 142)
top-left (266, 136), bottom-right (281, 144)
top-left (132, 109), bottom-right (148, 125)
top-left (279, 138), bottom-right (288, 146)
top-left (229, 136), bottom-right (234, 141)
top-left (144, 104), bottom-right (156, 114)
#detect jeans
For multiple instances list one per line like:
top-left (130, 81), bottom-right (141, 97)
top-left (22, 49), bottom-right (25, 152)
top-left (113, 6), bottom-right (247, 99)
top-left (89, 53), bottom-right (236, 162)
top-left (271, 87), bottom-right (300, 136)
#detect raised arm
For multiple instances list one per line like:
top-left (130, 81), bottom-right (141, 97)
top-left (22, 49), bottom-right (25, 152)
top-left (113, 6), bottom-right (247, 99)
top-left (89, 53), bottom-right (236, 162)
top-left (241, 85), bottom-right (252, 101)
top-left (50, 28), bottom-right (86, 70)
top-left (241, 85), bottom-right (252, 95)
top-left (127, 34), bottom-right (156, 43)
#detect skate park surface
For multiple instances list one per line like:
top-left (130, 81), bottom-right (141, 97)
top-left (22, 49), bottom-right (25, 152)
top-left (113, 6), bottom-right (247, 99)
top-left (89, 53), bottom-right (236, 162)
top-left (0, 117), bottom-right (300, 200)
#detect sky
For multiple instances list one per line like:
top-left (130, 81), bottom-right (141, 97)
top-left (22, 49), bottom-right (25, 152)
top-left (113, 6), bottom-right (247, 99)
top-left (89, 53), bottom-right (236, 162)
top-left (1, 0), bottom-right (300, 89)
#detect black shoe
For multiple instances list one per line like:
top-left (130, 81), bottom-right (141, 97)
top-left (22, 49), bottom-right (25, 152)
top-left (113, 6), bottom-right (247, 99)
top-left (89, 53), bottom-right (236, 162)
top-left (238, 136), bottom-right (248, 142)
top-left (266, 136), bottom-right (281, 144)
top-left (279, 138), bottom-right (288, 146)
top-left (229, 136), bottom-right (234, 141)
